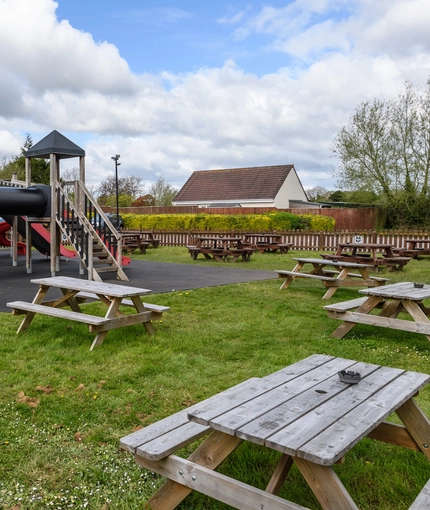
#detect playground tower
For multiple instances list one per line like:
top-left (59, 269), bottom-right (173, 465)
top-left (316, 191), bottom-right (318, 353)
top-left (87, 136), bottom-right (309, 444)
top-left (2, 130), bottom-right (127, 281)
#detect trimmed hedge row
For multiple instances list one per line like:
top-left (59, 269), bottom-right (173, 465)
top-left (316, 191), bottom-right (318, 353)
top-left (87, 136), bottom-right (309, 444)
top-left (121, 212), bottom-right (335, 232)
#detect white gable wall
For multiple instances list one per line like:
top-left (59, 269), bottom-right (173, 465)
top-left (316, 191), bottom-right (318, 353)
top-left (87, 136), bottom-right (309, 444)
top-left (273, 169), bottom-right (308, 208)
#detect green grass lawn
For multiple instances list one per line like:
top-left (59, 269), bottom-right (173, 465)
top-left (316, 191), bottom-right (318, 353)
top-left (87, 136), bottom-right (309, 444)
top-left (0, 247), bottom-right (429, 509)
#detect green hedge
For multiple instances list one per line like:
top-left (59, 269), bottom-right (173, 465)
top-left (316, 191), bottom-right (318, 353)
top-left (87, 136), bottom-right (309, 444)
top-left (121, 212), bottom-right (335, 232)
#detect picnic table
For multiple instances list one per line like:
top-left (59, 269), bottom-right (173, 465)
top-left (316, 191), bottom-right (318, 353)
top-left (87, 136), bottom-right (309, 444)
top-left (187, 236), bottom-right (254, 262)
top-left (6, 276), bottom-right (169, 351)
top-left (395, 238), bottom-right (430, 258)
top-left (121, 231), bottom-right (160, 253)
top-left (321, 242), bottom-right (411, 271)
top-left (120, 353), bottom-right (430, 510)
top-left (243, 233), bottom-right (291, 254)
top-left (324, 281), bottom-right (430, 341)
top-left (121, 232), bottom-right (142, 253)
top-left (276, 257), bottom-right (389, 299)
top-left (140, 230), bottom-right (160, 248)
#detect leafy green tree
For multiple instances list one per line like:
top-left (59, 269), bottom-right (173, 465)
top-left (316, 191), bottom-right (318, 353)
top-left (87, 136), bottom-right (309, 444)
top-left (148, 176), bottom-right (178, 206)
top-left (328, 190), bottom-right (346, 202)
top-left (332, 78), bottom-right (430, 226)
top-left (306, 186), bottom-right (330, 202)
top-left (96, 175), bottom-right (144, 205)
top-left (0, 133), bottom-right (50, 184)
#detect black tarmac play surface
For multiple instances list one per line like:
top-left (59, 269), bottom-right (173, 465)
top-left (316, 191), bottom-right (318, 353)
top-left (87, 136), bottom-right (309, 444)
top-left (0, 250), bottom-right (276, 312)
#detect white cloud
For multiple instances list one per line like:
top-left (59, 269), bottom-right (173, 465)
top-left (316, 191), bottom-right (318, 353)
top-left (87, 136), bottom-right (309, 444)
top-left (1, 0), bottom-right (430, 195)
top-left (0, 0), bottom-right (137, 95)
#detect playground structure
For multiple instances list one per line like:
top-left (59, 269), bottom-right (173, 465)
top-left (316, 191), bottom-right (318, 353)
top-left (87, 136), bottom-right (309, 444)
top-left (0, 130), bottom-right (128, 281)
top-left (0, 218), bottom-right (26, 255)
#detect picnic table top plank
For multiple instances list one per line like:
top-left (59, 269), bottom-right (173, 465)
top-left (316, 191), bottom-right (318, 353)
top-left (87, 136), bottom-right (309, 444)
top-left (188, 355), bottom-right (430, 466)
top-left (30, 276), bottom-right (151, 298)
top-left (291, 257), bottom-right (376, 268)
top-left (359, 281), bottom-right (430, 300)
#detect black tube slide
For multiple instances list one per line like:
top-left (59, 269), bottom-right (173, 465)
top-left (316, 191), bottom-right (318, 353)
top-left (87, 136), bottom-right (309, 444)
top-left (0, 185), bottom-right (50, 216)
top-left (2, 214), bottom-right (51, 255)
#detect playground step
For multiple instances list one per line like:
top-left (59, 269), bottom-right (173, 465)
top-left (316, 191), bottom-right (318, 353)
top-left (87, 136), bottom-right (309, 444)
top-left (56, 186), bottom-right (128, 282)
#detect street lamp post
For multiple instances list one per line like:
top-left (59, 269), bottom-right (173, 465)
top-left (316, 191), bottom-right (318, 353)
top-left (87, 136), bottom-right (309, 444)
top-left (111, 154), bottom-right (121, 230)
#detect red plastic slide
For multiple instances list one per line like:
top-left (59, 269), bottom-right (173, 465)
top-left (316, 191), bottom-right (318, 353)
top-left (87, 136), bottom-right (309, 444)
top-left (31, 222), bottom-right (78, 258)
top-left (0, 218), bottom-right (26, 255)
top-left (1, 216), bottom-right (77, 258)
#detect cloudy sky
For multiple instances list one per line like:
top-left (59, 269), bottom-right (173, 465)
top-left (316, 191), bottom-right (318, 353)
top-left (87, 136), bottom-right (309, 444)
top-left (1, 0), bottom-right (429, 194)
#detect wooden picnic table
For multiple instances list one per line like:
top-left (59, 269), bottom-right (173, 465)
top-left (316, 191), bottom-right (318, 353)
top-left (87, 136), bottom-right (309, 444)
top-left (6, 276), bottom-right (169, 351)
top-left (120, 353), bottom-right (430, 510)
top-left (121, 230), bottom-right (160, 253)
top-left (324, 281), bottom-right (430, 341)
top-left (187, 236), bottom-right (254, 263)
top-left (395, 238), bottom-right (430, 258)
top-left (140, 230), bottom-right (160, 248)
top-left (276, 257), bottom-right (389, 299)
top-left (243, 233), bottom-right (291, 254)
top-left (321, 242), bottom-right (411, 271)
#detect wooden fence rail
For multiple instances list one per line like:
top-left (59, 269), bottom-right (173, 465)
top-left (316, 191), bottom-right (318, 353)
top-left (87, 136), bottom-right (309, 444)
top-left (123, 229), bottom-right (430, 251)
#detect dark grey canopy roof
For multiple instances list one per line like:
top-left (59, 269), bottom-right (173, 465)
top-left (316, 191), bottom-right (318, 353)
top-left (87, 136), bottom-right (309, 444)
top-left (26, 130), bottom-right (85, 159)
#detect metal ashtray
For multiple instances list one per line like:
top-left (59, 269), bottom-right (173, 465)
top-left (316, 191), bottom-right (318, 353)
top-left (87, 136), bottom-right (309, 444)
top-left (414, 283), bottom-right (424, 288)
top-left (338, 370), bottom-right (361, 384)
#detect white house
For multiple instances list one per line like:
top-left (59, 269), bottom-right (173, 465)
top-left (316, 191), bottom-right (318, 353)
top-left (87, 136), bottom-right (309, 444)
top-left (172, 165), bottom-right (309, 208)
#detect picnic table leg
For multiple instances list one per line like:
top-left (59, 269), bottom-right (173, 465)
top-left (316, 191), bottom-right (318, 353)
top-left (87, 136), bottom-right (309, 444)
top-left (129, 295), bottom-right (156, 335)
top-left (279, 262), bottom-right (304, 290)
top-left (294, 457), bottom-right (359, 510)
top-left (16, 285), bottom-right (49, 333)
top-left (321, 267), bottom-right (349, 300)
top-left (265, 454), bottom-right (293, 495)
top-left (330, 296), bottom-right (382, 339)
top-left (90, 297), bottom-right (122, 351)
top-left (395, 398), bottom-right (430, 460)
top-left (401, 300), bottom-right (430, 341)
top-left (139, 430), bottom-right (242, 510)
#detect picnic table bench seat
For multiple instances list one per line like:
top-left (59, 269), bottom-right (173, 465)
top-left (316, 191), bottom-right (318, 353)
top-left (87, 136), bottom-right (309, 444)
top-left (74, 291), bottom-right (170, 317)
top-left (138, 241), bottom-right (151, 254)
top-left (120, 377), bottom-right (261, 461)
top-left (7, 301), bottom-right (114, 328)
top-left (122, 243), bottom-right (140, 253)
top-left (323, 296), bottom-right (370, 312)
top-left (322, 270), bottom-right (390, 282)
top-left (278, 243), bottom-right (292, 253)
top-left (276, 270), bottom-right (337, 282)
top-left (120, 406), bottom-right (211, 461)
top-left (409, 479), bottom-right (430, 509)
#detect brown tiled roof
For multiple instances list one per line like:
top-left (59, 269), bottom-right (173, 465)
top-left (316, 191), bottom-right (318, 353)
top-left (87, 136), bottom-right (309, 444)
top-left (174, 165), bottom-right (294, 202)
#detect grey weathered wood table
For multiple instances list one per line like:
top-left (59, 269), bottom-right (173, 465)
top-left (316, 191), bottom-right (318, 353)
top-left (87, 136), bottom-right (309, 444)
top-left (276, 257), bottom-right (389, 299)
top-left (325, 281), bottom-right (430, 341)
top-left (7, 276), bottom-right (159, 350)
top-left (120, 354), bottom-right (430, 509)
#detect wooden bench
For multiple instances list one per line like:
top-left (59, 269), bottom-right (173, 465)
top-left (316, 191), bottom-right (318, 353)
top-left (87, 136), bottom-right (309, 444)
top-left (276, 270), bottom-right (337, 282)
top-left (322, 270), bottom-right (390, 283)
top-left (74, 292), bottom-right (170, 318)
top-left (122, 243), bottom-right (140, 254)
top-left (323, 296), bottom-right (369, 312)
top-left (139, 241), bottom-right (150, 254)
top-left (7, 301), bottom-right (111, 328)
top-left (409, 479), bottom-right (430, 509)
top-left (278, 243), bottom-right (292, 254)
top-left (120, 406), bottom-right (211, 461)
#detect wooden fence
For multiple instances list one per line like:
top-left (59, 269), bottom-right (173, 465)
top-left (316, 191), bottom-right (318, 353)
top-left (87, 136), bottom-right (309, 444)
top-left (124, 229), bottom-right (430, 251)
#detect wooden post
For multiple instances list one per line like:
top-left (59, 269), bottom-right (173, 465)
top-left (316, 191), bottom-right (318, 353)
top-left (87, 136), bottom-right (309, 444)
top-left (50, 153), bottom-right (57, 276)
